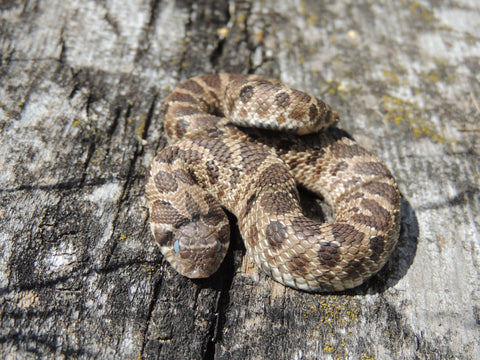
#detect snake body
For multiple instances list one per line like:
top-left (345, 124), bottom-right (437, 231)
top-left (146, 74), bottom-right (401, 292)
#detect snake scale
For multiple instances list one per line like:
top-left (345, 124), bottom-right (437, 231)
top-left (145, 73), bottom-right (401, 292)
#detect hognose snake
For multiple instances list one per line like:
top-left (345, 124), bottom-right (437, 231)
top-left (145, 74), bottom-right (401, 292)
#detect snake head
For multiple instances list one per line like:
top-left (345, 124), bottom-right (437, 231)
top-left (155, 219), bottom-right (230, 278)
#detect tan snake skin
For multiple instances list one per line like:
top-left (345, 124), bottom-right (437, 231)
top-left (145, 74), bottom-right (401, 292)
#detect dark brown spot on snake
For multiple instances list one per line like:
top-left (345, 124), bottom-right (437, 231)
top-left (260, 192), bottom-right (298, 215)
top-left (173, 168), bottom-right (197, 185)
top-left (168, 92), bottom-right (197, 103)
top-left (174, 106), bottom-right (201, 117)
top-left (240, 143), bottom-right (270, 174)
top-left (362, 181), bottom-right (400, 205)
top-left (192, 137), bottom-right (232, 165)
top-left (308, 104), bottom-right (318, 120)
top-left (274, 92), bottom-right (290, 108)
top-left (265, 221), bottom-right (287, 248)
top-left (154, 170), bottom-right (178, 193)
top-left (176, 119), bottom-right (189, 138)
top-left (352, 198), bottom-right (391, 231)
top-left (290, 216), bottom-right (323, 240)
top-left (257, 163), bottom-right (291, 187)
top-left (330, 142), bottom-right (371, 159)
top-left (330, 161), bottom-right (348, 176)
top-left (179, 79), bottom-right (204, 94)
top-left (331, 223), bottom-right (365, 246)
top-left (206, 160), bottom-right (219, 184)
top-left (151, 199), bottom-right (188, 228)
top-left (318, 241), bottom-right (340, 267)
top-left (202, 74), bottom-right (222, 89)
top-left (184, 191), bottom-right (201, 217)
top-left (239, 85), bottom-right (254, 103)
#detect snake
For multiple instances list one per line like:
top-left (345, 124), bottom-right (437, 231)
top-left (145, 73), bottom-right (401, 292)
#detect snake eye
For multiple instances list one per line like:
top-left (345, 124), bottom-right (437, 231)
top-left (216, 239), bottom-right (222, 252)
top-left (173, 240), bottom-right (180, 254)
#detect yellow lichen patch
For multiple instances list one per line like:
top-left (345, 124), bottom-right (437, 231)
top-left (136, 115), bottom-right (146, 137)
top-left (236, 13), bottom-right (246, 26)
top-left (91, 150), bottom-right (106, 165)
top-left (361, 354), bottom-right (375, 360)
top-left (307, 14), bottom-right (317, 26)
top-left (300, 0), bottom-right (307, 16)
top-left (141, 263), bottom-right (157, 277)
top-left (465, 34), bottom-right (476, 45)
top-left (304, 296), bottom-right (362, 358)
top-left (120, 234), bottom-right (127, 241)
top-left (382, 69), bottom-right (400, 87)
top-left (382, 94), bottom-right (449, 144)
top-left (305, 296), bottom-right (361, 332)
top-left (406, 0), bottom-right (437, 24)
top-left (324, 342), bottom-right (334, 352)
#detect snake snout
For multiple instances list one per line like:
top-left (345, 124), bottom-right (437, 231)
top-left (172, 221), bottom-right (226, 278)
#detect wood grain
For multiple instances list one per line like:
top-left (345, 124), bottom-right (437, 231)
top-left (1, 0), bottom-right (479, 359)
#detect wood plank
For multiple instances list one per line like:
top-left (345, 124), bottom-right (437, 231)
top-left (1, 0), bottom-right (479, 358)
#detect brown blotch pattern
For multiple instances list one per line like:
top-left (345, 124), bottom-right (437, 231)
top-left (193, 137), bottom-right (232, 165)
top-left (291, 89), bottom-right (311, 103)
top-left (174, 106), bottom-right (201, 117)
top-left (257, 163), bottom-right (291, 187)
top-left (306, 150), bottom-right (325, 166)
top-left (173, 168), bottom-right (197, 185)
top-left (151, 199), bottom-right (188, 228)
top-left (265, 221), bottom-right (287, 248)
top-left (260, 192), bottom-right (297, 215)
top-left (206, 160), bottom-right (219, 184)
top-left (195, 115), bottom-right (221, 128)
top-left (169, 92), bottom-right (197, 103)
top-left (330, 142), bottom-right (371, 159)
top-left (202, 74), bottom-right (221, 89)
top-left (274, 92), bottom-right (290, 108)
top-left (175, 119), bottom-right (189, 138)
top-left (362, 181), bottom-right (400, 205)
top-left (154, 170), bottom-right (178, 193)
top-left (240, 142), bottom-right (270, 174)
top-left (244, 193), bottom-right (257, 217)
top-left (184, 191), bottom-right (201, 217)
top-left (330, 161), bottom-right (348, 176)
top-left (203, 206), bottom-right (225, 227)
top-left (308, 104), bottom-right (318, 121)
top-left (179, 79), bottom-right (204, 94)
top-left (239, 85), bottom-right (254, 103)
top-left (230, 167), bottom-right (241, 189)
top-left (331, 223), bottom-right (365, 246)
top-left (148, 74), bottom-right (401, 291)
top-left (352, 198), bottom-right (391, 231)
top-left (354, 162), bottom-right (393, 178)
top-left (290, 216), bottom-right (323, 240)
top-left (155, 146), bottom-right (180, 164)
top-left (317, 241), bottom-right (340, 267)
top-left (289, 107), bottom-right (306, 121)
top-left (289, 253), bottom-right (311, 275)
top-left (368, 236), bottom-right (385, 262)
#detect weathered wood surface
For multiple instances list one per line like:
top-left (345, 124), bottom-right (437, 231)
top-left (1, 0), bottom-right (479, 359)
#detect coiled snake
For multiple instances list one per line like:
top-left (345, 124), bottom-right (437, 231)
top-left (145, 74), bottom-right (401, 292)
